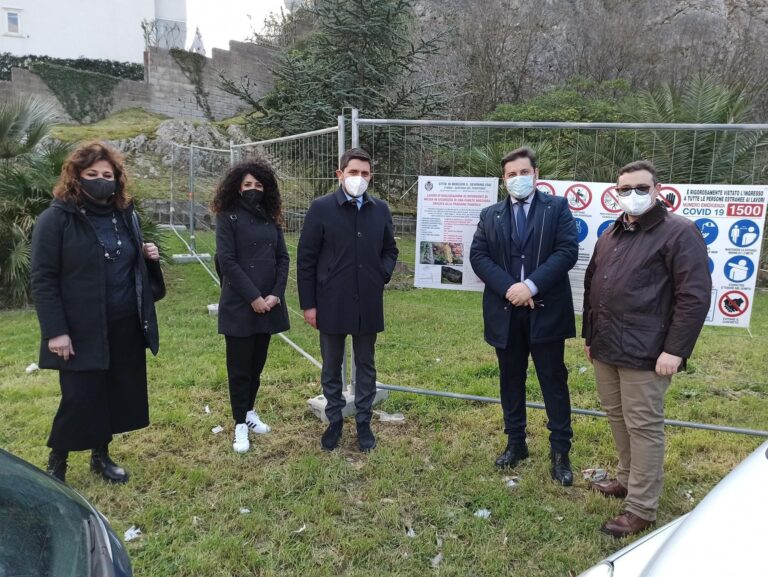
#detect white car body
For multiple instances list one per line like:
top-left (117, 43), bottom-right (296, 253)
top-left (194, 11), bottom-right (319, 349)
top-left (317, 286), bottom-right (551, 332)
top-left (578, 439), bottom-right (768, 577)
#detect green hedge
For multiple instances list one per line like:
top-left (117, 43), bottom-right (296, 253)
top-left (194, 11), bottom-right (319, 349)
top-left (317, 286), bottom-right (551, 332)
top-left (0, 52), bottom-right (143, 81)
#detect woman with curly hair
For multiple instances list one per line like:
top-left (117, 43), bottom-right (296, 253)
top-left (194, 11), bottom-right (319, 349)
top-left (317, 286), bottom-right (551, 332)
top-left (212, 159), bottom-right (289, 453)
top-left (31, 141), bottom-right (162, 484)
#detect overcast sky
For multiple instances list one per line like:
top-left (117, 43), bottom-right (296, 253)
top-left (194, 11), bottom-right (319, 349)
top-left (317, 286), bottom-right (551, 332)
top-left (186, 0), bottom-right (286, 53)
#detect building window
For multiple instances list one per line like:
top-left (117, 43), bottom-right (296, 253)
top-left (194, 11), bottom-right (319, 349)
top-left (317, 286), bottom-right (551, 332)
top-left (6, 10), bottom-right (20, 34)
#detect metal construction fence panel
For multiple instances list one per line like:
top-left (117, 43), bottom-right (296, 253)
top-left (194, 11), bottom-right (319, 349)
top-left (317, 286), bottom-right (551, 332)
top-left (158, 112), bottom-right (768, 437)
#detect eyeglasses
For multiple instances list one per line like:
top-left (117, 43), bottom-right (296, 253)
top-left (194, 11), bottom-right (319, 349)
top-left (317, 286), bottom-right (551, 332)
top-left (616, 184), bottom-right (653, 196)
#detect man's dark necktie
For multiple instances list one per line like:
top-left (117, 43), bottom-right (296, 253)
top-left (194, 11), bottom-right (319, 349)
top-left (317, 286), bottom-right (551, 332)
top-left (515, 201), bottom-right (527, 245)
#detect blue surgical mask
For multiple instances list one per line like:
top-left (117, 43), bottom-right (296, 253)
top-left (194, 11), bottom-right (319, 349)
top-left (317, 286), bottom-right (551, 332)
top-left (506, 175), bottom-right (534, 200)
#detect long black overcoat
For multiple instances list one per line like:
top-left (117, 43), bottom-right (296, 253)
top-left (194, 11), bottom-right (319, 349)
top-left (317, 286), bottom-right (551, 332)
top-left (31, 200), bottom-right (160, 371)
top-left (297, 188), bottom-right (399, 335)
top-left (216, 204), bottom-right (290, 337)
top-left (470, 190), bottom-right (578, 348)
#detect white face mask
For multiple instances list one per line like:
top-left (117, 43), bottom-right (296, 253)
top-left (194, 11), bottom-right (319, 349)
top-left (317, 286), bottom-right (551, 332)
top-left (343, 175), bottom-right (369, 198)
top-left (617, 190), bottom-right (655, 216)
top-left (506, 175), bottom-right (534, 200)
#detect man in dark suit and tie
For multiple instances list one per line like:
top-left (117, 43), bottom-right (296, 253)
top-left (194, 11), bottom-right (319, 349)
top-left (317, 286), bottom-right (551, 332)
top-left (470, 147), bottom-right (578, 485)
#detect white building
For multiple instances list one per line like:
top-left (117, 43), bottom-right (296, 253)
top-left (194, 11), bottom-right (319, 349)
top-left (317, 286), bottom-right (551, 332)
top-left (0, 0), bottom-right (186, 63)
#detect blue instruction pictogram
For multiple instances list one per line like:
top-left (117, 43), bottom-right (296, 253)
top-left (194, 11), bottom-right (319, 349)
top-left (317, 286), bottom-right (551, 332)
top-left (728, 220), bottom-right (760, 247)
top-left (597, 220), bottom-right (614, 238)
top-left (695, 218), bottom-right (719, 245)
top-left (724, 255), bottom-right (755, 283)
top-left (574, 218), bottom-right (589, 243)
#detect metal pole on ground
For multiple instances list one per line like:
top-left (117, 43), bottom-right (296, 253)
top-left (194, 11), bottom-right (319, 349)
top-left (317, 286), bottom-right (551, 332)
top-left (188, 145), bottom-right (196, 253)
top-left (351, 108), bottom-right (359, 149)
top-left (338, 115), bottom-right (345, 163)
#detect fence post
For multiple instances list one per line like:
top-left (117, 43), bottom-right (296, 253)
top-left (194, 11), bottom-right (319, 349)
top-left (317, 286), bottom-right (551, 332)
top-left (337, 114), bottom-right (345, 164)
top-left (351, 108), bottom-right (359, 149)
top-left (230, 139), bottom-right (236, 167)
top-left (188, 145), bottom-right (196, 253)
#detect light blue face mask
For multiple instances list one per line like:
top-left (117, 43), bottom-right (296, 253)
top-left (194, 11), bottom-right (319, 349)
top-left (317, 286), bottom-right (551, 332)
top-left (506, 175), bottom-right (534, 200)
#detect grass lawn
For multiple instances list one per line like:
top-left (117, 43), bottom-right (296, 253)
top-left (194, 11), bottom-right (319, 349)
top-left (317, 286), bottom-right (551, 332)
top-left (49, 108), bottom-right (172, 143)
top-left (49, 108), bottom-right (250, 145)
top-left (1, 232), bottom-right (766, 576)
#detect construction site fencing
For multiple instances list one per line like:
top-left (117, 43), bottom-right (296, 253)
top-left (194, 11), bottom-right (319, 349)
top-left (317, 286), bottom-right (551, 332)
top-left (157, 111), bottom-right (768, 438)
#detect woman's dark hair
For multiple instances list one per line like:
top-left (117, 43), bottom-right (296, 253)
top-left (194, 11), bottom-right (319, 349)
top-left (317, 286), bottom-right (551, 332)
top-left (210, 158), bottom-right (282, 224)
top-left (53, 141), bottom-right (131, 209)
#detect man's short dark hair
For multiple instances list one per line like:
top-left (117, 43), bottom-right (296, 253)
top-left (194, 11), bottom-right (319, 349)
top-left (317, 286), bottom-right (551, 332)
top-left (339, 148), bottom-right (372, 171)
top-left (618, 160), bottom-right (658, 184)
top-left (501, 147), bottom-right (537, 172)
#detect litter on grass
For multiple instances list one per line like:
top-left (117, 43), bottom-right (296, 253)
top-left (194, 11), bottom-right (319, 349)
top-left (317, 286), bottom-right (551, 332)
top-left (582, 468), bottom-right (608, 483)
top-left (474, 509), bottom-right (491, 519)
top-left (374, 410), bottom-right (406, 422)
top-left (211, 425), bottom-right (224, 434)
top-left (292, 524), bottom-right (307, 534)
top-left (504, 476), bottom-right (520, 489)
top-left (204, 405), bottom-right (211, 414)
top-left (25, 363), bottom-right (39, 374)
top-left (239, 508), bottom-right (250, 514)
top-left (124, 526), bottom-right (142, 541)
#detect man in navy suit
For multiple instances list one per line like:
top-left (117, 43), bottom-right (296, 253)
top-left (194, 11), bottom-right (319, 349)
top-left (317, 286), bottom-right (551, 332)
top-left (297, 148), bottom-right (399, 453)
top-left (470, 147), bottom-right (578, 485)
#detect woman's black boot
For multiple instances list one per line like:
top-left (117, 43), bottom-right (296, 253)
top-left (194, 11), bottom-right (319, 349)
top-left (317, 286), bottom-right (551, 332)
top-left (90, 445), bottom-right (129, 484)
top-left (46, 450), bottom-right (69, 483)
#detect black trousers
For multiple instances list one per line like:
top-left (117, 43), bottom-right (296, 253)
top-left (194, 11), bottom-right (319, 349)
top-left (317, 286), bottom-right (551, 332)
top-left (319, 332), bottom-right (377, 424)
top-left (225, 334), bottom-right (271, 424)
top-left (495, 307), bottom-right (573, 453)
top-left (48, 315), bottom-right (149, 452)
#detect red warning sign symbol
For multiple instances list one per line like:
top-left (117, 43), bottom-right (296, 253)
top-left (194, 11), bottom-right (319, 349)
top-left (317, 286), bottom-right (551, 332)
top-left (601, 186), bottom-right (623, 213)
top-left (658, 186), bottom-right (681, 212)
top-left (537, 181), bottom-right (556, 196)
top-left (718, 290), bottom-right (749, 318)
top-left (565, 183), bottom-right (592, 211)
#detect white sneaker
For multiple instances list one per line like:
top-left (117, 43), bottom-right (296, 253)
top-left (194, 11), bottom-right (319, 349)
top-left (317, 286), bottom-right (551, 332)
top-left (233, 423), bottom-right (250, 453)
top-left (246, 410), bottom-right (271, 434)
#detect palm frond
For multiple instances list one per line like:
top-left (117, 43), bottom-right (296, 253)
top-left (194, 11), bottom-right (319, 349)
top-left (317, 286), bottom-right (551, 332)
top-left (0, 96), bottom-right (58, 160)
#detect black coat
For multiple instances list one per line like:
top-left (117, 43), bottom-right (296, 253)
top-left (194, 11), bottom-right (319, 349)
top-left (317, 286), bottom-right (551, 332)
top-left (216, 204), bottom-right (290, 336)
top-left (469, 190), bottom-right (579, 348)
top-left (297, 187), bottom-right (399, 335)
top-left (31, 200), bottom-right (160, 371)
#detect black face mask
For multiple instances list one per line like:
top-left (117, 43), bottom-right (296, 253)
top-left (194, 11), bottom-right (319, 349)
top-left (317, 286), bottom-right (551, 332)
top-left (241, 188), bottom-right (265, 207)
top-left (80, 178), bottom-right (117, 202)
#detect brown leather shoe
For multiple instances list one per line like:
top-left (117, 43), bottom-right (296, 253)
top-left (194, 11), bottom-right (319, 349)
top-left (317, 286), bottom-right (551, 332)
top-left (600, 511), bottom-right (653, 538)
top-left (591, 478), bottom-right (628, 499)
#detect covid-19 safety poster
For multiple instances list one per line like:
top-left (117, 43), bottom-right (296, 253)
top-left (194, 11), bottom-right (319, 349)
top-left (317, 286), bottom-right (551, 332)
top-left (414, 175), bottom-right (767, 328)
top-left (536, 180), bottom-right (767, 328)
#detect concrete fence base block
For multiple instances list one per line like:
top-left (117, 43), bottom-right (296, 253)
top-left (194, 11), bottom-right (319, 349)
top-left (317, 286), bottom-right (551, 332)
top-left (307, 387), bottom-right (390, 423)
top-left (172, 253), bottom-right (211, 263)
top-left (158, 224), bottom-right (189, 231)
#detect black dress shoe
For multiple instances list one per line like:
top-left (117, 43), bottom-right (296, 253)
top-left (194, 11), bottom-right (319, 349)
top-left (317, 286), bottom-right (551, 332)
top-left (90, 448), bottom-right (129, 484)
top-left (46, 450), bottom-right (68, 483)
top-left (494, 441), bottom-right (529, 469)
top-left (550, 451), bottom-right (573, 486)
top-left (356, 421), bottom-right (377, 452)
top-left (321, 420), bottom-right (343, 451)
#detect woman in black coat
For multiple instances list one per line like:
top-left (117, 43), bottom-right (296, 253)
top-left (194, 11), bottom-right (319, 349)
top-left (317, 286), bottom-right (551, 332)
top-left (31, 141), bottom-right (161, 485)
top-left (212, 159), bottom-right (289, 453)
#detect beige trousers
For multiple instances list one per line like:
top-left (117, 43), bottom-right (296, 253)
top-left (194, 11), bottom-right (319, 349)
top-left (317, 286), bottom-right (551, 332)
top-left (593, 359), bottom-right (671, 522)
